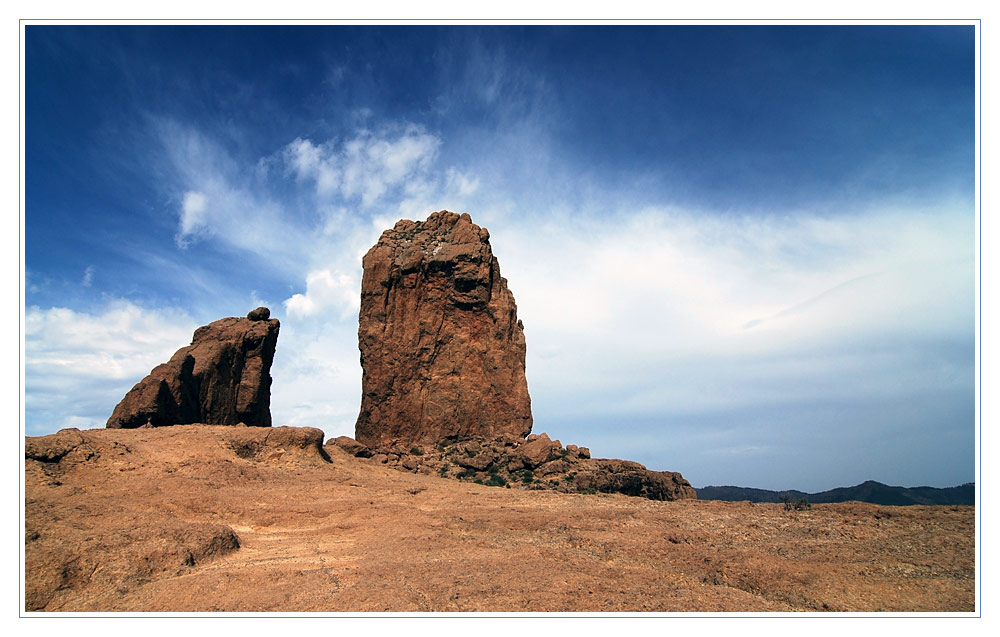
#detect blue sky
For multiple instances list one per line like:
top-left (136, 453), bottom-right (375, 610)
top-left (23, 25), bottom-right (975, 492)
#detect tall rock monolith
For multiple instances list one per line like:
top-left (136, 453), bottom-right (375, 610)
top-left (106, 307), bottom-right (279, 428)
top-left (356, 210), bottom-right (532, 448)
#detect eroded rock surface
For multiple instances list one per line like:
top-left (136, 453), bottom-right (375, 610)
top-left (356, 210), bottom-right (532, 448)
top-left (106, 308), bottom-right (279, 428)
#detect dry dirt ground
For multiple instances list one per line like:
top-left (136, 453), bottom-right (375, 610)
top-left (24, 426), bottom-right (975, 613)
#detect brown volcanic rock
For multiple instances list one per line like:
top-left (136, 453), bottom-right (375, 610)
top-left (106, 308), bottom-right (279, 429)
top-left (355, 210), bottom-right (532, 448)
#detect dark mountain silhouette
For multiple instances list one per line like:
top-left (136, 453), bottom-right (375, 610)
top-left (696, 480), bottom-right (974, 506)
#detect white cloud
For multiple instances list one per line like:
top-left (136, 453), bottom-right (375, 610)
top-left (280, 126), bottom-right (441, 208)
top-left (445, 168), bottom-right (480, 197)
top-left (284, 269), bottom-right (360, 320)
top-left (81, 265), bottom-right (94, 288)
top-left (179, 190), bottom-right (208, 239)
top-left (497, 205), bottom-right (971, 347)
top-left (269, 319), bottom-right (362, 438)
top-left (25, 301), bottom-right (198, 435)
top-left (485, 204), bottom-right (973, 434)
top-left (159, 122), bottom-right (310, 274)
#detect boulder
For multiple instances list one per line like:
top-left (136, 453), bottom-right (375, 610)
top-left (106, 309), bottom-right (279, 428)
top-left (517, 434), bottom-right (562, 469)
top-left (355, 210), bottom-right (532, 448)
top-left (327, 436), bottom-right (373, 458)
top-left (535, 459), bottom-right (572, 477)
top-left (400, 454), bottom-right (421, 471)
top-left (456, 452), bottom-right (494, 471)
top-left (247, 306), bottom-right (271, 321)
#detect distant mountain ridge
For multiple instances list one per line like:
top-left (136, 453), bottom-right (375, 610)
top-left (696, 480), bottom-right (974, 506)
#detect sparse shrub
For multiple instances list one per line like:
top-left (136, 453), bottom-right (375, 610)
top-left (518, 469), bottom-right (534, 484)
top-left (438, 466), bottom-right (449, 477)
top-left (780, 494), bottom-right (811, 511)
top-left (579, 487), bottom-right (598, 495)
top-left (409, 446), bottom-right (423, 456)
top-left (485, 474), bottom-right (507, 487)
top-left (457, 468), bottom-right (477, 480)
top-left (488, 464), bottom-right (500, 476)
top-left (563, 473), bottom-right (575, 483)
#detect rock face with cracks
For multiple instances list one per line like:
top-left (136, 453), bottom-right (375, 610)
top-left (356, 210), bottom-right (532, 448)
top-left (106, 308), bottom-right (279, 429)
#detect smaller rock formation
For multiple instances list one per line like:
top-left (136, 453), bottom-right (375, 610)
top-left (106, 308), bottom-right (279, 429)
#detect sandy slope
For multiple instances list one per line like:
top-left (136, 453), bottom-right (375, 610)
top-left (24, 426), bottom-right (975, 613)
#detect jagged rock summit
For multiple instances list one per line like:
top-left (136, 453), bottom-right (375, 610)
top-left (356, 210), bottom-right (532, 448)
top-left (106, 307), bottom-right (279, 429)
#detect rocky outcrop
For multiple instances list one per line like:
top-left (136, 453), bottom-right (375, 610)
top-left (355, 210), bottom-right (532, 448)
top-left (357, 432), bottom-right (697, 501)
top-left (574, 460), bottom-right (696, 501)
top-left (106, 308), bottom-right (279, 429)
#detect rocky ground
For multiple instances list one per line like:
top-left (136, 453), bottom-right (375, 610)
top-left (330, 432), bottom-right (696, 501)
top-left (25, 426), bottom-right (975, 613)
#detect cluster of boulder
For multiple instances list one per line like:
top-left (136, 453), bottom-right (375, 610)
top-left (326, 432), bottom-right (696, 500)
top-left (102, 210), bottom-right (696, 502)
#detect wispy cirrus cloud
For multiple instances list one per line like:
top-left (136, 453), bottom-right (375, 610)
top-left (280, 125), bottom-right (441, 207)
